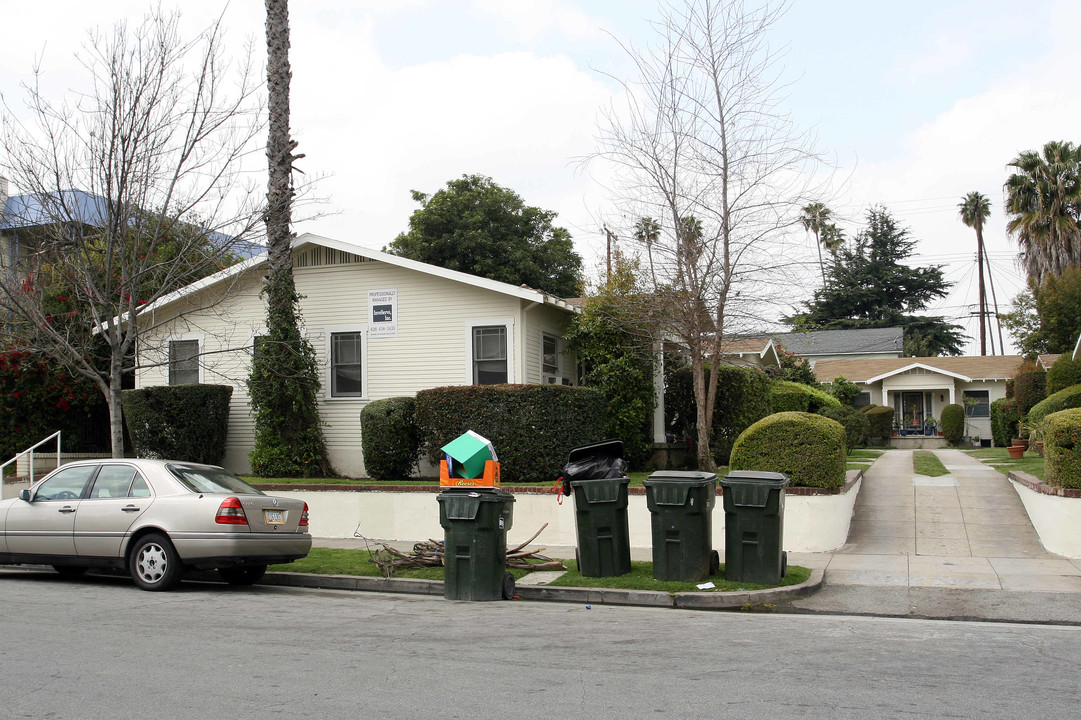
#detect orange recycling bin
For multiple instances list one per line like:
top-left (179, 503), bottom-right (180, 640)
top-left (439, 459), bottom-right (501, 488)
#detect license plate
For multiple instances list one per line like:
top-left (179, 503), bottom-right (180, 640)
top-left (264, 510), bottom-right (284, 525)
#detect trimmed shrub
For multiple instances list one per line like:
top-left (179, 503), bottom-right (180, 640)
top-left (1013, 369), bottom-right (1047, 416)
top-left (940, 403), bottom-right (965, 445)
top-left (1027, 384), bottom-right (1081, 425)
top-left (416, 384), bottom-right (606, 483)
top-left (818, 404), bottom-right (870, 450)
top-left (990, 398), bottom-right (1020, 447)
top-left (1047, 355), bottom-right (1081, 395)
top-left (709, 365), bottom-right (773, 465)
top-left (361, 397), bottom-right (420, 480)
top-left (729, 411), bottom-right (847, 489)
top-left (122, 385), bottom-right (232, 465)
top-left (864, 405), bottom-right (895, 441)
top-left (1044, 408), bottom-right (1081, 489)
top-left (770, 380), bottom-right (811, 413)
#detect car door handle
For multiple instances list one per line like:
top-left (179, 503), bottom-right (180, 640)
top-left (58, 506), bottom-right (76, 514)
top-left (122, 506), bottom-right (141, 512)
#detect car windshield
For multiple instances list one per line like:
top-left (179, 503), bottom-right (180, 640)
top-left (167, 465), bottom-right (264, 495)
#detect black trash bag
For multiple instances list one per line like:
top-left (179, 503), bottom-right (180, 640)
top-left (561, 440), bottom-right (627, 496)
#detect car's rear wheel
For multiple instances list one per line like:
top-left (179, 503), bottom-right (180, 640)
top-left (129, 534), bottom-right (182, 591)
top-left (217, 564), bottom-right (268, 586)
top-left (52, 565), bottom-right (87, 577)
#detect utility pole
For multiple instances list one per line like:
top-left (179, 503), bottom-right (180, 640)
top-left (603, 225), bottom-right (617, 283)
top-left (976, 239), bottom-right (987, 355)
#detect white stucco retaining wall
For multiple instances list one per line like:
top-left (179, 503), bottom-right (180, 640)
top-left (270, 476), bottom-right (860, 554)
top-left (1010, 477), bottom-right (1081, 558)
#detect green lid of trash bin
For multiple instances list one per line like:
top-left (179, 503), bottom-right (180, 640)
top-left (644, 471), bottom-right (718, 506)
top-left (720, 471), bottom-right (789, 508)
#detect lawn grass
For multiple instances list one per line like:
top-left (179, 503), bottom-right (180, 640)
top-left (913, 450), bottom-right (950, 477)
top-left (964, 448), bottom-right (1045, 480)
top-left (268, 547), bottom-right (808, 593)
top-left (848, 449), bottom-right (885, 459)
top-left (548, 559), bottom-right (811, 593)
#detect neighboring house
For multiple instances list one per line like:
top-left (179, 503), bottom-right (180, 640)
top-left (1037, 354), bottom-right (1061, 371)
top-left (133, 232), bottom-right (579, 477)
top-left (813, 355), bottom-right (1026, 445)
top-left (1, 178), bottom-right (107, 269)
top-left (767, 327), bottom-right (904, 368)
top-left (717, 336), bottom-right (781, 370)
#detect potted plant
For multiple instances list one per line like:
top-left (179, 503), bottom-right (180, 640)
top-left (1020, 418), bottom-right (1047, 456)
top-left (924, 416), bottom-right (937, 436)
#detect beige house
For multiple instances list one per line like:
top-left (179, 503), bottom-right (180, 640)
top-left (134, 233), bottom-right (578, 477)
top-left (813, 355), bottom-right (1026, 445)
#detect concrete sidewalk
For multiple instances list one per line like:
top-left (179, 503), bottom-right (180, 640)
top-left (779, 449), bottom-right (1081, 623)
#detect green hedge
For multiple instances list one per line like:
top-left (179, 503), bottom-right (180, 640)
top-left (122, 385), bottom-right (233, 465)
top-left (1013, 370), bottom-right (1047, 416)
top-left (729, 411), bottom-right (847, 489)
top-left (709, 366), bottom-right (773, 465)
top-left (770, 380), bottom-right (811, 412)
top-left (1044, 408), bottom-right (1081, 489)
top-left (941, 403), bottom-right (965, 445)
top-left (818, 405), bottom-right (870, 450)
top-left (1027, 384), bottom-right (1081, 425)
top-left (864, 405), bottom-right (895, 441)
top-left (361, 397), bottom-right (420, 480)
top-left (415, 384), bottom-right (606, 483)
top-left (990, 398), bottom-right (1020, 447)
top-left (1047, 356), bottom-right (1081, 395)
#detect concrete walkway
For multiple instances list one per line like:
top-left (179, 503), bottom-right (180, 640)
top-left (783, 449), bottom-right (1081, 622)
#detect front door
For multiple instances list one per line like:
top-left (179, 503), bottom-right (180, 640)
top-left (901, 392), bottom-right (925, 431)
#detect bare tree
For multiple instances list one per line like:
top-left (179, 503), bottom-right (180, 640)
top-left (593, 0), bottom-right (823, 470)
top-left (0, 9), bottom-right (265, 457)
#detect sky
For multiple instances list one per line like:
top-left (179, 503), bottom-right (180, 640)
top-left (3, 0), bottom-right (1079, 355)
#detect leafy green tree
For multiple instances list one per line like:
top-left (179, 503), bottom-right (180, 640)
top-left (959, 191), bottom-right (993, 355)
top-left (1002, 268), bottom-right (1081, 357)
top-left (386, 174), bottom-right (583, 297)
top-left (1000, 286), bottom-right (1045, 357)
top-left (786, 208), bottom-right (964, 356)
top-left (1004, 140), bottom-right (1081, 284)
top-left (563, 251), bottom-right (656, 468)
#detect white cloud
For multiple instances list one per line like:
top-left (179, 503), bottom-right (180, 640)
top-left (469, 0), bottom-right (608, 43)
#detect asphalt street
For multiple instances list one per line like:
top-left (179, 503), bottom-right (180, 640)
top-left (2, 570), bottom-right (1080, 719)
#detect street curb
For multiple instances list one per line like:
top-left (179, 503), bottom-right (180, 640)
top-left (258, 567), bottom-right (823, 609)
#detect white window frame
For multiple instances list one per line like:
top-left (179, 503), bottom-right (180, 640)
top-left (325, 325), bottom-right (368, 401)
top-left (541, 330), bottom-right (561, 384)
top-left (167, 334), bottom-right (203, 385)
top-left (465, 318), bottom-right (514, 385)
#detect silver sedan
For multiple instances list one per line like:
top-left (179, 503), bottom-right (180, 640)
top-left (0, 458), bottom-right (311, 590)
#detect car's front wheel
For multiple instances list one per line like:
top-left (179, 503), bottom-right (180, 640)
top-left (129, 534), bottom-right (183, 591)
top-left (217, 564), bottom-right (268, 586)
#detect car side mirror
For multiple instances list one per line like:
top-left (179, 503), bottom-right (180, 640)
top-left (20, 489), bottom-right (31, 502)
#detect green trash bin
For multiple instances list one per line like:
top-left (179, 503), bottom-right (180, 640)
top-left (719, 471), bottom-right (789, 585)
top-left (437, 488), bottom-right (516, 601)
top-left (644, 471), bottom-right (720, 582)
top-left (570, 477), bottom-right (632, 577)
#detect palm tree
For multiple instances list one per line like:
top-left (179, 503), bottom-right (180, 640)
top-left (959, 191), bottom-right (992, 354)
top-left (801, 202), bottom-right (833, 287)
top-left (634, 217), bottom-right (660, 288)
top-left (1004, 140), bottom-right (1081, 285)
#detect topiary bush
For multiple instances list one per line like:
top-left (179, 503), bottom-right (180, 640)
top-left (709, 365), bottom-right (773, 465)
top-left (1044, 408), bottom-right (1081, 489)
top-left (770, 380), bottom-right (811, 412)
top-left (940, 403), bottom-right (965, 445)
top-left (122, 385), bottom-right (233, 465)
top-left (1012, 368), bottom-right (1047, 416)
top-left (729, 411), bottom-right (847, 489)
top-left (416, 384), bottom-right (606, 483)
top-left (990, 398), bottom-right (1020, 447)
top-left (361, 397), bottom-right (420, 480)
top-left (818, 404), bottom-right (870, 450)
top-left (1027, 384), bottom-right (1081, 425)
top-left (864, 405), bottom-right (895, 442)
top-left (1047, 355), bottom-right (1081, 395)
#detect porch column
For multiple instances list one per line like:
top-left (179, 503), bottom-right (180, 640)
top-left (949, 385), bottom-right (956, 404)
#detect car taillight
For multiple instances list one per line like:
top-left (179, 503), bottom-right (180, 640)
top-left (299, 502), bottom-right (309, 527)
top-left (215, 496), bottom-right (248, 525)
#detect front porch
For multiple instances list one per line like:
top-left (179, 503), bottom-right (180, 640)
top-left (888, 436), bottom-right (949, 450)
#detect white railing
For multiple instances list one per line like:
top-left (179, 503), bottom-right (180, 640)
top-left (0, 431), bottom-right (61, 500)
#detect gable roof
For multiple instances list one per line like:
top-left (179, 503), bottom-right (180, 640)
top-left (1037, 354), bottom-right (1062, 370)
top-left (718, 336), bottom-right (775, 358)
top-left (813, 355), bottom-right (1026, 384)
top-left (769, 327), bottom-right (904, 357)
top-left (1, 189), bottom-right (107, 230)
top-left (134, 232), bottom-right (579, 319)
